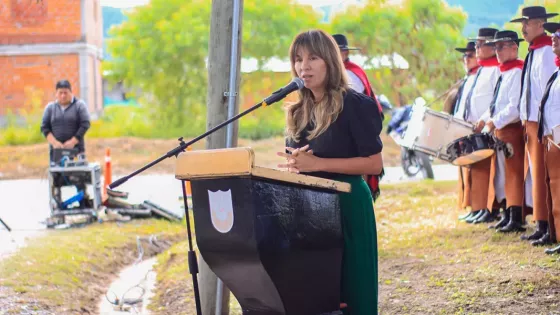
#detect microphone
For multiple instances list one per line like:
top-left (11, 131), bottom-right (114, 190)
top-left (263, 77), bottom-right (304, 105)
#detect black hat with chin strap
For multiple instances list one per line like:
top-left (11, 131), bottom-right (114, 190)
top-left (468, 27), bottom-right (499, 42)
top-left (510, 6), bottom-right (558, 23)
top-left (455, 41), bottom-right (476, 53)
top-left (544, 22), bottom-right (560, 34)
top-left (487, 30), bottom-right (525, 45)
top-left (332, 34), bottom-right (360, 51)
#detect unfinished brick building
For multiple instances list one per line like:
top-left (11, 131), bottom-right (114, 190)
top-left (0, 0), bottom-right (103, 121)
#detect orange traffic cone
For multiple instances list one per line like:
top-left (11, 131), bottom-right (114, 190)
top-left (103, 148), bottom-right (112, 202)
top-left (186, 146), bottom-right (192, 197)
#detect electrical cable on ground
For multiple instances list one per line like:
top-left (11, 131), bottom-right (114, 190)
top-left (104, 234), bottom-right (160, 312)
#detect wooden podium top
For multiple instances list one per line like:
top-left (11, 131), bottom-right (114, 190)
top-left (175, 147), bottom-right (351, 193)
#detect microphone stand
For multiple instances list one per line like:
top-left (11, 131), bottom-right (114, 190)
top-left (109, 83), bottom-right (300, 315)
top-left (0, 217), bottom-right (11, 232)
top-left (109, 97), bottom-right (282, 189)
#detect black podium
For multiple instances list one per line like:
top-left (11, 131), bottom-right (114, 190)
top-left (175, 148), bottom-right (350, 315)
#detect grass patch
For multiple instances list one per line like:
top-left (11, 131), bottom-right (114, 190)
top-left (148, 241), bottom-right (243, 315)
top-left (0, 219), bottom-right (186, 314)
top-left (145, 180), bottom-right (560, 314)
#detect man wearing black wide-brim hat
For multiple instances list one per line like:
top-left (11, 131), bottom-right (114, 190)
top-left (475, 30), bottom-right (527, 234)
top-left (453, 41), bottom-right (481, 222)
top-left (450, 42), bottom-right (479, 116)
top-left (537, 22), bottom-right (560, 255)
top-left (456, 28), bottom-right (501, 225)
top-left (332, 34), bottom-right (366, 93)
top-left (509, 6), bottom-right (558, 242)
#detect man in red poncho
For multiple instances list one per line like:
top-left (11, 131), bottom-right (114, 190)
top-left (333, 33), bottom-right (384, 202)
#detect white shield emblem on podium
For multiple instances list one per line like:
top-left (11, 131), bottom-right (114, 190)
top-left (208, 189), bottom-right (234, 233)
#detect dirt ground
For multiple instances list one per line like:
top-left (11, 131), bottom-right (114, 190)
top-left (375, 182), bottom-right (560, 315)
top-left (148, 181), bottom-right (560, 315)
top-left (0, 134), bottom-right (403, 180)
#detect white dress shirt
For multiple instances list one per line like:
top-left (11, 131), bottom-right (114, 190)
top-left (453, 73), bottom-right (476, 120)
top-left (480, 67), bottom-right (522, 129)
top-left (346, 69), bottom-right (365, 93)
top-left (463, 65), bottom-right (501, 123)
top-left (543, 69), bottom-right (560, 137)
top-left (520, 45), bottom-right (557, 122)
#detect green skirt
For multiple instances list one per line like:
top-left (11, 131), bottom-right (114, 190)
top-left (335, 175), bottom-right (378, 315)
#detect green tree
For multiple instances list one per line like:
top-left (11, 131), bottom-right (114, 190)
top-left (330, 0), bottom-right (468, 108)
top-left (104, 0), bottom-right (319, 134)
top-left (242, 1), bottom-right (320, 69)
top-left (104, 0), bottom-right (211, 134)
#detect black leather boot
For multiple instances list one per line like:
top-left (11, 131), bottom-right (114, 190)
top-left (475, 208), bottom-right (499, 224)
top-left (521, 220), bottom-right (548, 241)
top-left (545, 244), bottom-right (560, 255)
top-left (462, 210), bottom-right (478, 223)
top-left (531, 233), bottom-right (552, 246)
top-left (466, 210), bottom-right (483, 224)
top-left (489, 207), bottom-right (510, 229)
top-left (458, 211), bottom-right (472, 221)
top-left (473, 209), bottom-right (490, 224)
top-left (498, 206), bottom-right (526, 233)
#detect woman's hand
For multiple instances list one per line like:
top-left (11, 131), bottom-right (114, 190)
top-left (276, 145), bottom-right (320, 173)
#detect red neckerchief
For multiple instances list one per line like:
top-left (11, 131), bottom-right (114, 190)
top-left (500, 59), bottom-right (524, 72)
top-left (344, 60), bottom-right (372, 96)
top-left (556, 56), bottom-right (560, 67)
top-left (530, 34), bottom-right (552, 50)
top-left (478, 56), bottom-right (500, 67)
top-left (344, 59), bottom-right (383, 113)
top-left (469, 65), bottom-right (480, 75)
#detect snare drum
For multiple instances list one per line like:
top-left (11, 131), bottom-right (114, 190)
top-left (446, 133), bottom-right (496, 166)
top-left (399, 105), bottom-right (474, 161)
top-left (446, 133), bottom-right (514, 166)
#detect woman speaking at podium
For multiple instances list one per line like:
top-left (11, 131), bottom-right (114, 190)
top-left (277, 29), bottom-right (384, 314)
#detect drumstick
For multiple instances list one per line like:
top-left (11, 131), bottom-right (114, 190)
top-left (421, 79), bottom-right (465, 109)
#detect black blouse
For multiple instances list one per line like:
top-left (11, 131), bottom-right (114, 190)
top-left (285, 89), bottom-right (383, 179)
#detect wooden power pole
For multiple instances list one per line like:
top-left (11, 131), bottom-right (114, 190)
top-left (202, 0), bottom-right (243, 314)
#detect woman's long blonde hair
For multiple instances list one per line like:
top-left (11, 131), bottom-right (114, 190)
top-left (285, 30), bottom-right (349, 142)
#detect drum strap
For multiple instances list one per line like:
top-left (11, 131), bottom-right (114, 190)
top-left (489, 75), bottom-right (503, 118)
top-left (452, 76), bottom-right (468, 116)
top-left (537, 70), bottom-right (559, 141)
top-left (520, 49), bottom-right (535, 118)
top-left (463, 67), bottom-right (483, 121)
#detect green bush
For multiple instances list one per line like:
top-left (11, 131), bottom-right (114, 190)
top-left (88, 105), bottom-right (155, 138)
top-left (0, 79), bottom-right (292, 146)
top-left (0, 87), bottom-right (46, 146)
top-left (0, 115), bottom-right (44, 146)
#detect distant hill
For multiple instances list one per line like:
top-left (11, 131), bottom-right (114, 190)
top-left (446, 0), bottom-right (524, 37)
